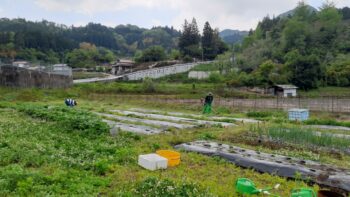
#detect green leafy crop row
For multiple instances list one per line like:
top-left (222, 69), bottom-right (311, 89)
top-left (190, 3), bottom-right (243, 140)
top-left (16, 104), bottom-right (109, 135)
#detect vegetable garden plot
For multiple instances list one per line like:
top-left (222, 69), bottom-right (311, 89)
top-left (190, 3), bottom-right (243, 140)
top-left (306, 125), bottom-right (350, 131)
top-left (96, 112), bottom-right (196, 129)
top-left (110, 110), bottom-right (236, 127)
top-left (103, 119), bottom-right (164, 135)
top-left (263, 127), bottom-right (350, 155)
top-left (130, 108), bottom-right (261, 123)
top-left (175, 141), bottom-right (350, 193)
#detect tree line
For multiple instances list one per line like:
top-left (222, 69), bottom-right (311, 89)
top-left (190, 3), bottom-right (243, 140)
top-left (134, 19), bottom-right (228, 63)
top-left (0, 18), bottom-right (181, 66)
top-left (179, 18), bottom-right (227, 61)
top-left (231, 2), bottom-right (350, 89)
top-left (0, 17), bottom-right (228, 67)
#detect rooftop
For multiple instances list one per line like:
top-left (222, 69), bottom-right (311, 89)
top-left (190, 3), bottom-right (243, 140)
top-left (274, 84), bottom-right (298, 89)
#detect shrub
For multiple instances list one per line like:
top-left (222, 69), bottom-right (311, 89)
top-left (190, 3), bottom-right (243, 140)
top-left (142, 77), bottom-right (157, 93)
top-left (247, 111), bottom-right (272, 118)
top-left (134, 177), bottom-right (212, 197)
top-left (183, 55), bottom-right (193, 63)
top-left (208, 72), bottom-right (224, 83)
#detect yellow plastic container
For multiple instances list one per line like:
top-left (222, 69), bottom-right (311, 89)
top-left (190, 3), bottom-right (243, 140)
top-left (156, 150), bottom-right (181, 167)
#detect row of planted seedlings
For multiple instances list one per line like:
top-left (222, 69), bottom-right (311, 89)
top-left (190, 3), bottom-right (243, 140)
top-left (249, 122), bottom-right (350, 158)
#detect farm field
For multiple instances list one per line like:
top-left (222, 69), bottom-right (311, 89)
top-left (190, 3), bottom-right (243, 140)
top-left (1, 87), bottom-right (350, 196)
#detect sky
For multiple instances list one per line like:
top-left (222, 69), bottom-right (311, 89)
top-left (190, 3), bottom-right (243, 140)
top-left (0, 0), bottom-right (350, 31)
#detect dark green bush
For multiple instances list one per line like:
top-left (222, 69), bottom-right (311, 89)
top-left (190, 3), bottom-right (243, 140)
top-left (247, 111), bottom-right (272, 118)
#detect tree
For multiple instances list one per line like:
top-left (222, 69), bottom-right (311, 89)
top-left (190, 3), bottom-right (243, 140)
top-left (285, 50), bottom-right (321, 90)
top-left (178, 18), bottom-right (201, 58)
top-left (169, 49), bottom-right (181, 60)
top-left (202, 22), bottom-right (215, 60)
top-left (134, 46), bottom-right (166, 63)
top-left (340, 7), bottom-right (350, 20)
top-left (213, 29), bottom-right (228, 55)
top-left (66, 42), bottom-right (114, 68)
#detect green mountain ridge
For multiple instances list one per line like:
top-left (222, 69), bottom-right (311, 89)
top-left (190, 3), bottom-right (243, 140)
top-left (219, 29), bottom-right (248, 45)
top-left (233, 3), bottom-right (350, 89)
top-left (278, 5), bottom-right (318, 18)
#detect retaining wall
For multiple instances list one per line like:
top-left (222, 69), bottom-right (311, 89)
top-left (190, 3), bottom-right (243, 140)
top-left (0, 65), bottom-right (72, 88)
top-left (124, 62), bottom-right (202, 81)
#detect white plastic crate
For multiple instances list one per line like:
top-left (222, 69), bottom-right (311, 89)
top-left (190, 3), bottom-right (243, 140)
top-left (138, 154), bottom-right (168, 171)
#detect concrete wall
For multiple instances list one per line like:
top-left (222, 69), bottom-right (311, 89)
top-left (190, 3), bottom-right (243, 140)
top-left (124, 62), bottom-right (201, 81)
top-left (0, 65), bottom-right (73, 88)
top-left (188, 71), bottom-right (219, 79)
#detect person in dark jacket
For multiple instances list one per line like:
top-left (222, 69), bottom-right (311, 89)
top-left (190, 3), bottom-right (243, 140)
top-left (203, 92), bottom-right (213, 114)
top-left (65, 98), bottom-right (77, 107)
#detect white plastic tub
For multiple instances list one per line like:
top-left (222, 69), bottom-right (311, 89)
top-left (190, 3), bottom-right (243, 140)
top-left (138, 154), bottom-right (168, 171)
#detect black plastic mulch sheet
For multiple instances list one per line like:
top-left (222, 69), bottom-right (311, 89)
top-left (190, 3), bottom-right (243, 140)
top-left (175, 141), bottom-right (350, 192)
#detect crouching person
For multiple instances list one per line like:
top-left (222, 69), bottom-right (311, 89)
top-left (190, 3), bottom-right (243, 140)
top-left (65, 98), bottom-right (77, 107)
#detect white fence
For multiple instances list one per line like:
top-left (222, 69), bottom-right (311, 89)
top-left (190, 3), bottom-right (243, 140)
top-left (124, 62), bottom-right (203, 81)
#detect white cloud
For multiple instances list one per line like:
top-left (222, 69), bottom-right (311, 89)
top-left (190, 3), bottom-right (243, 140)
top-left (34, 0), bottom-right (178, 15)
top-left (33, 0), bottom-right (350, 30)
top-left (170, 0), bottom-right (301, 30)
top-left (333, 0), bottom-right (350, 7)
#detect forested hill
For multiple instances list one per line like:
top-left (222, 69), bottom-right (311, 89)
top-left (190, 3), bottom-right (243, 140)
top-left (0, 18), bottom-right (180, 63)
top-left (219, 29), bottom-right (248, 45)
top-left (234, 3), bottom-right (350, 89)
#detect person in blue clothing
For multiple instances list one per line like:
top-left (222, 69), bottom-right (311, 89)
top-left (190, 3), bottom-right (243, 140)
top-left (65, 98), bottom-right (77, 107)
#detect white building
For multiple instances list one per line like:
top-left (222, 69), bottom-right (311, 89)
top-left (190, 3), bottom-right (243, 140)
top-left (269, 85), bottom-right (298, 97)
top-left (12, 61), bottom-right (30, 68)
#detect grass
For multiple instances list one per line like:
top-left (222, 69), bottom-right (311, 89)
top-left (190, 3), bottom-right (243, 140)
top-left (191, 63), bottom-right (219, 71)
top-left (0, 108), bottom-right (137, 196)
top-left (1, 86), bottom-right (350, 196)
top-left (304, 118), bottom-right (350, 128)
top-left (73, 71), bottom-right (107, 80)
top-left (0, 102), bottom-right (323, 196)
top-left (299, 86), bottom-right (350, 97)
